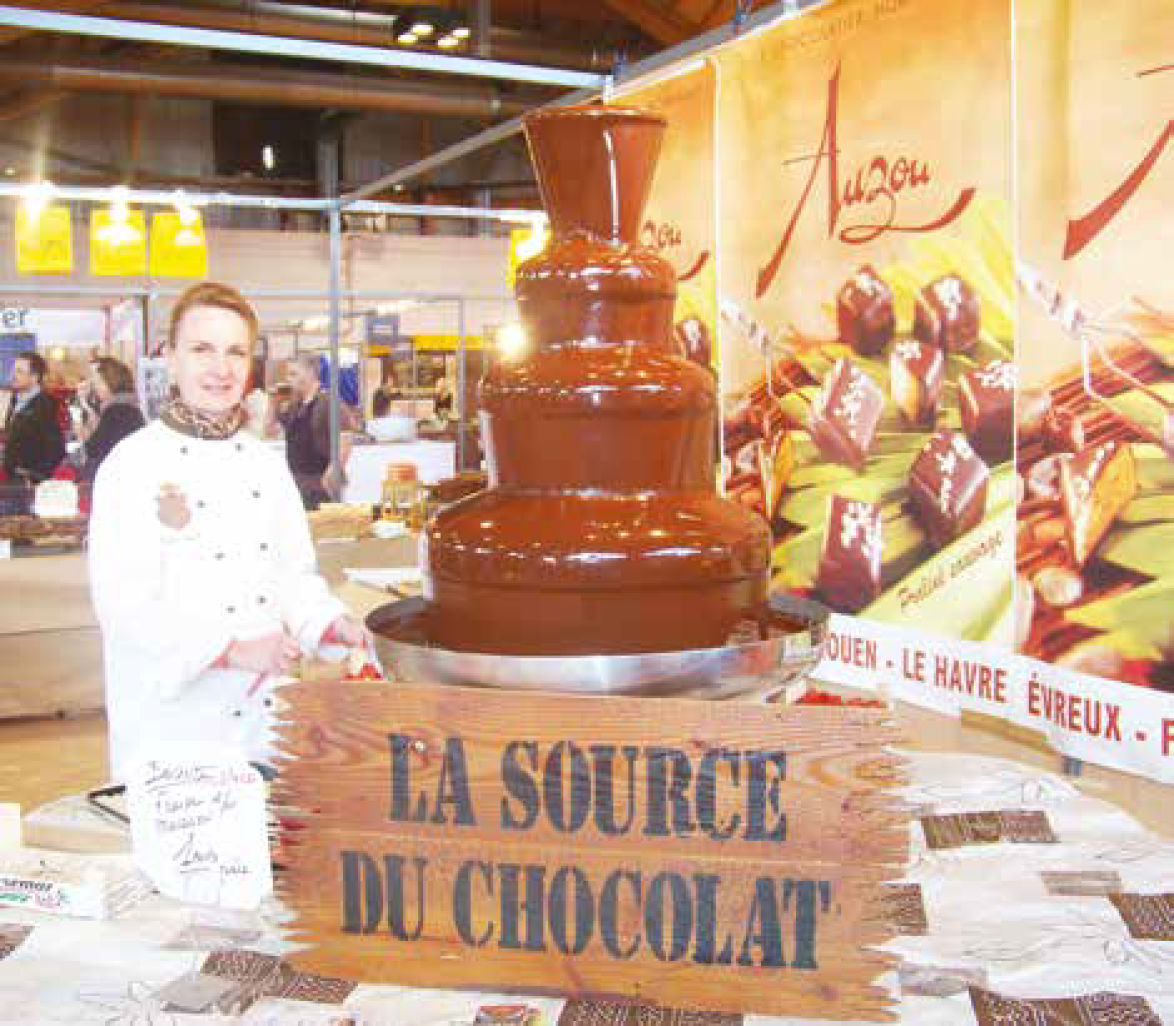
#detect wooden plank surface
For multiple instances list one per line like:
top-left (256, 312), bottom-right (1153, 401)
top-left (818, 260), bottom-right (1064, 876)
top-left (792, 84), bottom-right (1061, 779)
top-left (276, 681), bottom-right (908, 1019)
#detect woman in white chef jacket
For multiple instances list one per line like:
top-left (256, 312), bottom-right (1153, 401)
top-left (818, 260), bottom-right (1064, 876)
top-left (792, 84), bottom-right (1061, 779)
top-left (89, 281), bottom-right (365, 784)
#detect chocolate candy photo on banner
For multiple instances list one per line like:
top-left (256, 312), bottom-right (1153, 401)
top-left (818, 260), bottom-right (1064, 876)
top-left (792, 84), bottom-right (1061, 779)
top-left (890, 340), bottom-right (944, 427)
top-left (909, 430), bottom-right (990, 547)
top-left (837, 265), bottom-right (896, 356)
top-left (960, 359), bottom-right (1016, 465)
top-left (808, 358), bottom-right (885, 472)
top-left (913, 274), bottom-right (981, 353)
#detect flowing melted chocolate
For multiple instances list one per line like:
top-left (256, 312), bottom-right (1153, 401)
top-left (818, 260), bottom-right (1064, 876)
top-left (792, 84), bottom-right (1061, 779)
top-left (417, 105), bottom-right (772, 655)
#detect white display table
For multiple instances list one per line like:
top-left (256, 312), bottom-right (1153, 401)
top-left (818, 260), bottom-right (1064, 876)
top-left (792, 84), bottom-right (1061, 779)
top-left (6, 751), bottom-right (1173, 1023)
top-left (342, 440), bottom-right (455, 505)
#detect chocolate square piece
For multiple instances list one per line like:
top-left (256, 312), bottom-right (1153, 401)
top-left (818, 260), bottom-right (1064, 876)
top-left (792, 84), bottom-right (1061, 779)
top-left (969, 986), bottom-right (1161, 1026)
top-left (808, 359), bottom-right (885, 471)
top-left (818, 496), bottom-right (883, 612)
top-left (921, 810), bottom-right (1056, 849)
top-left (913, 273), bottom-right (980, 352)
top-left (909, 430), bottom-right (989, 546)
top-left (1060, 441), bottom-right (1138, 565)
top-left (890, 339), bottom-right (944, 426)
top-left (883, 883), bottom-right (928, 935)
top-left (1109, 893), bottom-right (1174, 940)
top-left (0, 923), bottom-right (31, 961)
top-left (960, 359), bottom-right (1015, 465)
top-left (559, 1004), bottom-right (741, 1026)
top-left (837, 265), bottom-right (895, 355)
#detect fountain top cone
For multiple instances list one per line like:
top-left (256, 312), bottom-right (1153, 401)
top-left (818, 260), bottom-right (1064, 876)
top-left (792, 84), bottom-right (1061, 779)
top-left (524, 104), bottom-right (666, 243)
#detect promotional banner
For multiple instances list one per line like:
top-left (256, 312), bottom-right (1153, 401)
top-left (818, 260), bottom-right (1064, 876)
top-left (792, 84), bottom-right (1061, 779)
top-left (148, 210), bottom-right (209, 279)
top-left (1015, 0), bottom-right (1174, 694)
top-left (90, 208), bottom-right (147, 276)
top-left (616, 60), bottom-right (718, 374)
top-left (715, 0), bottom-right (1016, 648)
top-left (14, 205), bottom-right (73, 275)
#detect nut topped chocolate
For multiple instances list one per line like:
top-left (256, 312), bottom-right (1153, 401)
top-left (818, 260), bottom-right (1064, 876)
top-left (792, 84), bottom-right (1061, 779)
top-left (1060, 441), bottom-right (1137, 565)
top-left (913, 273), bottom-right (981, 353)
top-left (890, 339), bottom-right (944, 426)
top-left (808, 358), bottom-right (885, 472)
top-left (837, 265), bottom-right (895, 355)
top-left (818, 495), bottom-right (884, 612)
top-left (960, 359), bottom-right (1016, 465)
top-left (909, 429), bottom-right (989, 546)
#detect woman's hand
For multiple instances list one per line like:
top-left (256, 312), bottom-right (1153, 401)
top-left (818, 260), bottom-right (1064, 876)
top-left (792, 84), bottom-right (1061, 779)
top-left (221, 631), bottom-right (302, 675)
top-left (322, 615), bottom-right (368, 650)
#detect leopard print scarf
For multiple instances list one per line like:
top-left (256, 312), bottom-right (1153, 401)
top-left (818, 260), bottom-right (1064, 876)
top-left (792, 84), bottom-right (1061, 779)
top-left (159, 397), bottom-right (245, 440)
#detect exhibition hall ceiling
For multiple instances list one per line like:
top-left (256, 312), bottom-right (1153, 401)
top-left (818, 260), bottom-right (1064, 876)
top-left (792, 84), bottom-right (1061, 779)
top-left (0, 1), bottom-right (763, 212)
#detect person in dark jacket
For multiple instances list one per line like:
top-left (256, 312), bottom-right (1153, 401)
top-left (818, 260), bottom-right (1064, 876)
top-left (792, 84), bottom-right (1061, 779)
top-left (78, 357), bottom-right (145, 483)
top-left (273, 355), bottom-right (357, 509)
top-left (3, 350), bottom-right (65, 485)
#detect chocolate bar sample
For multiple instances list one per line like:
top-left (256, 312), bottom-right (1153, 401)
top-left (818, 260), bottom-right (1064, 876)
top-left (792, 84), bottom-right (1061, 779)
top-left (890, 339), bottom-right (944, 426)
top-left (837, 265), bottom-right (895, 355)
top-left (808, 358), bottom-right (885, 471)
top-left (818, 495), bottom-right (883, 612)
top-left (913, 273), bottom-right (980, 353)
top-left (1060, 441), bottom-right (1137, 565)
top-left (960, 359), bottom-right (1016, 465)
top-left (909, 430), bottom-right (989, 546)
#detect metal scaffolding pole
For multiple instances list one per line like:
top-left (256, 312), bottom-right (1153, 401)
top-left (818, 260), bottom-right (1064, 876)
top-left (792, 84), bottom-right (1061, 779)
top-left (321, 131), bottom-right (344, 486)
top-left (456, 298), bottom-right (467, 472)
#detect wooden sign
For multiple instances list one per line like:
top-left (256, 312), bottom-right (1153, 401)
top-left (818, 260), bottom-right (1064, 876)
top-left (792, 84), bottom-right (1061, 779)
top-left (276, 682), bottom-right (908, 1020)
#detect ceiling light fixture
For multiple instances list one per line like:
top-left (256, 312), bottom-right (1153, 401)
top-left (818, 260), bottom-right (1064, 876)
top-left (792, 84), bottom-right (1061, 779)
top-left (22, 179), bottom-right (55, 220)
top-left (436, 34), bottom-right (460, 49)
top-left (262, 144), bottom-right (276, 171)
top-left (411, 20), bottom-right (434, 36)
top-left (452, 26), bottom-right (470, 39)
top-left (396, 30), bottom-right (418, 44)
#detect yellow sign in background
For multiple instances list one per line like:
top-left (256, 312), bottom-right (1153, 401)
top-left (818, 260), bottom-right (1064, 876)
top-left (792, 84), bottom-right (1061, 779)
top-left (149, 210), bottom-right (209, 279)
top-left (90, 208), bottom-right (148, 276)
top-left (15, 205), bottom-right (73, 275)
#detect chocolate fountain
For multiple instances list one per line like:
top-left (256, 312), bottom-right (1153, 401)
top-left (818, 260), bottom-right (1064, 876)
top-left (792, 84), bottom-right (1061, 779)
top-left (369, 104), bottom-right (825, 695)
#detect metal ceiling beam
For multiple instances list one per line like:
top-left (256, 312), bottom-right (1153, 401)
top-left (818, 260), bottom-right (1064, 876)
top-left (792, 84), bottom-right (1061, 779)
top-left (98, 1), bottom-right (624, 72)
top-left (0, 0), bottom-right (109, 45)
top-left (0, 180), bottom-right (540, 221)
top-left (340, 0), bottom-right (824, 205)
top-left (0, 5), bottom-right (606, 90)
top-left (0, 56), bottom-right (544, 117)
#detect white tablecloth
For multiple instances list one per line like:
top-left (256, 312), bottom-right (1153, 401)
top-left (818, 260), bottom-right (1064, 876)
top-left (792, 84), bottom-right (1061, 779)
top-left (2, 750), bottom-right (1172, 1024)
top-left (342, 441), bottom-right (455, 505)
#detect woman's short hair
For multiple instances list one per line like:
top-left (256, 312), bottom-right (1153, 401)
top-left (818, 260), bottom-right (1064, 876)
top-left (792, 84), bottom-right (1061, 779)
top-left (93, 356), bottom-right (135, 397)
top-left (168, 281), bottom-right (259, 351)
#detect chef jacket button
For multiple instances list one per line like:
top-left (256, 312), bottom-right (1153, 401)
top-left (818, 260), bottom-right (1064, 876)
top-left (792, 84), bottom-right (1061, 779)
top-left (215, 552), bottom-right (225, 560)
top-left (263, 697), bottom-right (274, 709)
top-left (232, 709), bottom-right (242, 718)
top-left (197, 499), bottom-right (206, 509)
top-left (235, 442), bottom-right (244, 452)
top-left (180, 446), bottom-right (189, 455)
top-left (252, 490), bottom-right (261, 499)
top-left (259, 542), bottom-right (269, 552)
top-left (227, 605), bottom-right (236, 614)
top-left (257, 595), bottom-right (267, 605)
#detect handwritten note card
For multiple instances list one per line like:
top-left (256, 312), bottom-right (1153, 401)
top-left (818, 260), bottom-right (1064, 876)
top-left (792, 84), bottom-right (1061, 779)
top-left (127, 759), bottom-right (272, 910)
